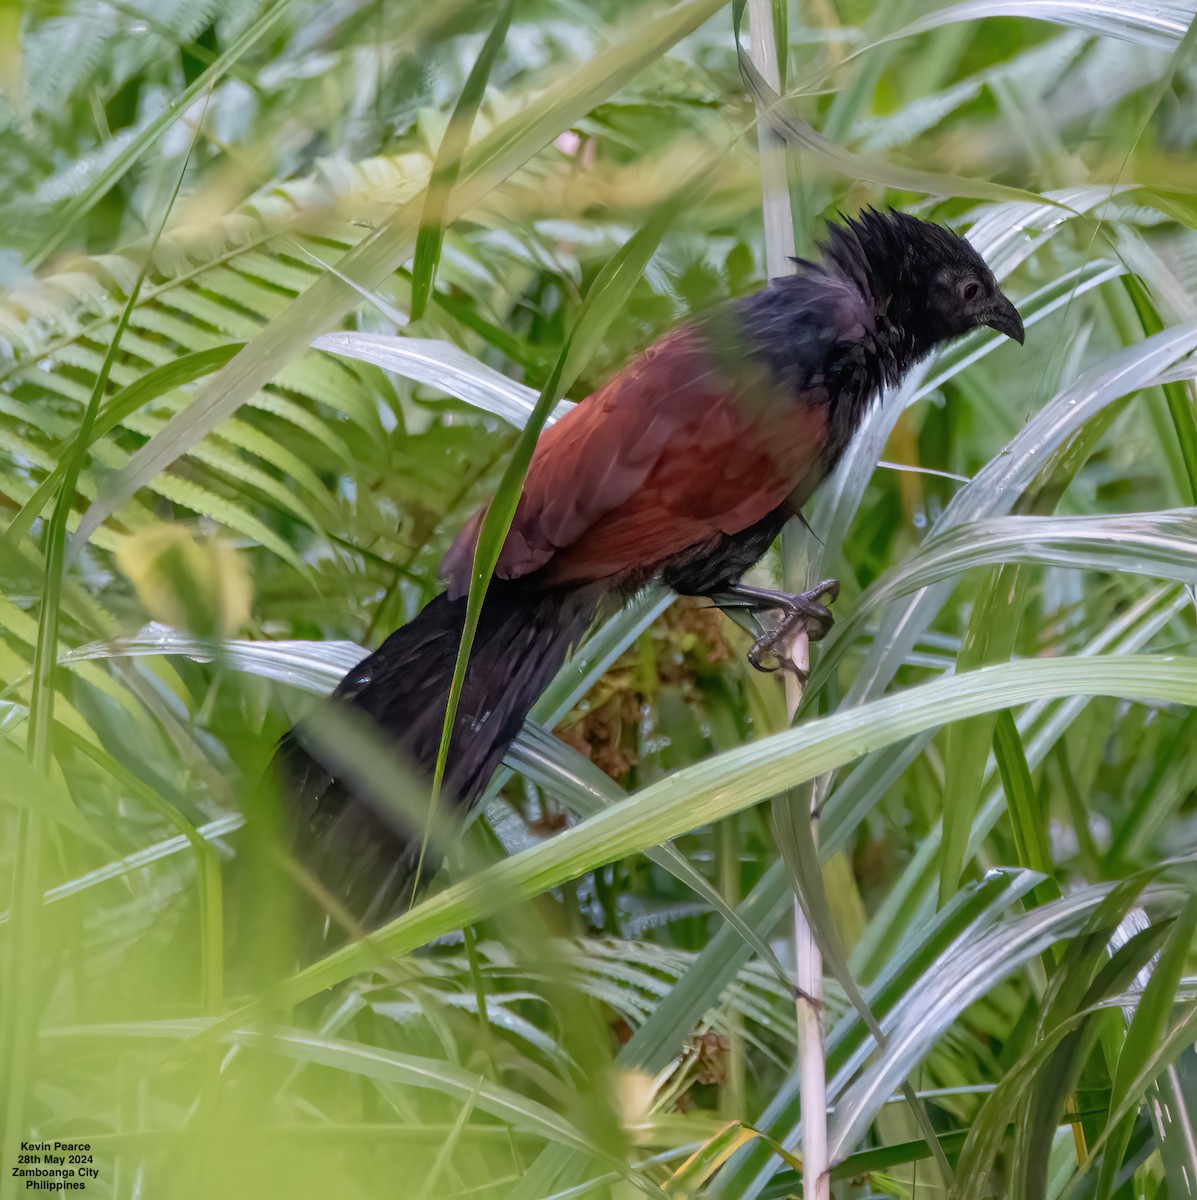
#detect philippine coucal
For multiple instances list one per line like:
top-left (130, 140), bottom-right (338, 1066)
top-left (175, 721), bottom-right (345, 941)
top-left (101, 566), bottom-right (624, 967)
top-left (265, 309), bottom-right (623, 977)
top-left (277, 208), bottom-right (1024, 921)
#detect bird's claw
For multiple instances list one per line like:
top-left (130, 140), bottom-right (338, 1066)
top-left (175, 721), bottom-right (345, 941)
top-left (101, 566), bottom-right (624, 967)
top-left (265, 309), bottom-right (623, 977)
top-left (745, 579), bottom-right (840, 677)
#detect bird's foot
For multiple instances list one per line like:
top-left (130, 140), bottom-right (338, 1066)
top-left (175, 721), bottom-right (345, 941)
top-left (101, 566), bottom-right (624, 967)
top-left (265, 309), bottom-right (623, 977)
top-left (738, 578), bottom-right (844, 676)
top-left (712, 579), bottom-right (840, 675)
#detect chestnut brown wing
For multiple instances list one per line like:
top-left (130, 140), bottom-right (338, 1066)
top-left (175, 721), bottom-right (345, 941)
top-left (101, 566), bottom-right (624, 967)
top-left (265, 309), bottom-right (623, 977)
top-left (441, 326), bottom-right (829, 593)
top-left (542, 393), bottom-right (827, 585)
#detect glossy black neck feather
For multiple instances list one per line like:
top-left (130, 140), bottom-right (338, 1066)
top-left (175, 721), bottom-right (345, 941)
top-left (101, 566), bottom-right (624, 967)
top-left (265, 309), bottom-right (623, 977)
top-left (730, 209), bottom-right (974, 407)
top-left (818, 208), bottom-right (970, 384)
top-left (727, 279), bottom-right (874, 395)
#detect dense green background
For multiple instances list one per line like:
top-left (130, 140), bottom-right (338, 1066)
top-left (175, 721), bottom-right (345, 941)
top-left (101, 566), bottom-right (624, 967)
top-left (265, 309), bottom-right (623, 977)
top-left (1, 0), bottom-right (1196, 1196)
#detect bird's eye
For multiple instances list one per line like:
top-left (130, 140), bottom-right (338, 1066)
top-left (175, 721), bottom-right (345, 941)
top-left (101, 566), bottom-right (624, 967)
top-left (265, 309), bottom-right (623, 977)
top-left (960, 279), bottom-right (983, 303)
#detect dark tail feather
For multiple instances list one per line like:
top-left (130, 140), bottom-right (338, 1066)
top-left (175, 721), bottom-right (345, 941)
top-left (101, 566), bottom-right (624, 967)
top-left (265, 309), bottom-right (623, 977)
top-left (275, 584), bottom-right (596, 924)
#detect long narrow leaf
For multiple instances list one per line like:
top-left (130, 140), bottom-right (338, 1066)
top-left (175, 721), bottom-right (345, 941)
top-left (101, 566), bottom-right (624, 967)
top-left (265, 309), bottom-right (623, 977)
top-left (410, 1), bottom-right (514, 321)
top-left (283, 653), bottom-right (1197, 1004)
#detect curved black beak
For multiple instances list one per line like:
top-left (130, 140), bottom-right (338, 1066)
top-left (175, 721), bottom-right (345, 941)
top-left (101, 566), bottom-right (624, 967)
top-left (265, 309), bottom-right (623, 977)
top-left (986, 292), bottom-right (1024, 344)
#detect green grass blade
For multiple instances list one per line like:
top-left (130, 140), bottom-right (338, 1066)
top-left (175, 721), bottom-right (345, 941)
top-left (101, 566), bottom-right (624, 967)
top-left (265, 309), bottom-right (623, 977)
top-left (1094, 895), bottom-right (1197, 1199)
top-left (312, 332), bottom-right (554, 428)
top-left (992, 711), bottom-right (1056, 888)
top-left (283, 653), bottom-right (1197, 1004)
top-left (939, 563), bottom-right (1030, 905)
top-left (1123, 275), bottom-right (1197, 505)
top-left (410, 0), bottom-right (514, 321)
top-left (877, 1), bottom-right (1191, 51)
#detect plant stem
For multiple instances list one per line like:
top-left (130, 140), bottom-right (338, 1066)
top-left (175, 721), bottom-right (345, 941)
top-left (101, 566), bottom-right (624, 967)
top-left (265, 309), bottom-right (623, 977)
top-left (746, 2), bottom-right (829, 1197)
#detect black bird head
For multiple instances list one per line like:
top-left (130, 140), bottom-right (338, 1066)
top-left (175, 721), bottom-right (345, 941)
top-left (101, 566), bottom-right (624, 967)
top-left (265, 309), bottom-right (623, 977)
top-left (819, 208), bottom-right (1024, 373)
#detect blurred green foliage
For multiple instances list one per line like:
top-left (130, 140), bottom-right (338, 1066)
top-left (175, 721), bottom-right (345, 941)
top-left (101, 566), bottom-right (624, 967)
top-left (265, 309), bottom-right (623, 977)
top-left (1, 0), bottom-right (1196, 1197)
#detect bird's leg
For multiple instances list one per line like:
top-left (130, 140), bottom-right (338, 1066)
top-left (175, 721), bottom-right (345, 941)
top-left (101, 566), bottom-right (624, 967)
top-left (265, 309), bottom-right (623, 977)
top-left (709, 579), bottom-right (840, 674)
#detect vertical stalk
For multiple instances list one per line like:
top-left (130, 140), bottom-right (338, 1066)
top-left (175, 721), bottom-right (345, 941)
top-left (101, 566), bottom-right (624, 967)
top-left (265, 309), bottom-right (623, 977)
top-left (791, 779), bottom-right (828, 1200)
top-left (745, 3), bottom-right (829, 1198)
top-left (719, 814), bottom-right (746, 1117)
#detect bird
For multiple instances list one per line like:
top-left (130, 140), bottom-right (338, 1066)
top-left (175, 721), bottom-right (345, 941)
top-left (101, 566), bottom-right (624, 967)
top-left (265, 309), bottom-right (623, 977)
top-left (275, 207), bottom-right (1025, 924)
